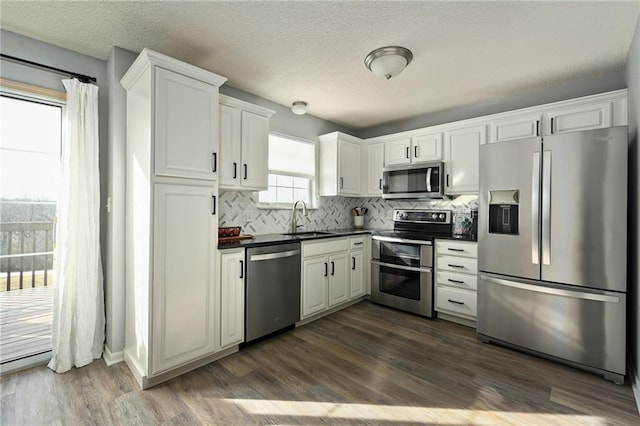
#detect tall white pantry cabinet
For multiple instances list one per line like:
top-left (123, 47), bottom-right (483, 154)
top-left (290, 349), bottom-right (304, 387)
top-left (121, 49), bottom-right (230, 389)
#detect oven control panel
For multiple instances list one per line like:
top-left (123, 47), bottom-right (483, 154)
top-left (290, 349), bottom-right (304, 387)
top-left (394, 209), bottom-right (452, 224)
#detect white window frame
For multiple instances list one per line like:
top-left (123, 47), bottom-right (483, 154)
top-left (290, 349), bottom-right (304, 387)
top-left (258, 132), bottom-right (318, 209)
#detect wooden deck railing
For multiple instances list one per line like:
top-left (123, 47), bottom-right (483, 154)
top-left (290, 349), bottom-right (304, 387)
top-left (0, 221), bottom-right (54, 291)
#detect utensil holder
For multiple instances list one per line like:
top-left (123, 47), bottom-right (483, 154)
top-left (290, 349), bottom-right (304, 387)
top-left (354, 216), bottom-right (364, 228)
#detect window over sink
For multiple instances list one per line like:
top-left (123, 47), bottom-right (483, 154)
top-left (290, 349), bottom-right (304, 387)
top-left (258, 133), bottom-right (317, 208)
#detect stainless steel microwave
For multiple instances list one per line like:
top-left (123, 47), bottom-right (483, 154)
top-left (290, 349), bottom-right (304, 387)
top-left (382, 162), bottom-right (444, 199)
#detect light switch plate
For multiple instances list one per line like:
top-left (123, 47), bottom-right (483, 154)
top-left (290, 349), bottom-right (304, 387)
top-left (386, 210), bottom-right (393, 219)
top-left (243, 211), bottom-right (254, 222)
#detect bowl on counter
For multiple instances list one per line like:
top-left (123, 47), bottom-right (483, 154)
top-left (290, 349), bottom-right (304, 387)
top-left (218, 226), bottom-right (241, 238)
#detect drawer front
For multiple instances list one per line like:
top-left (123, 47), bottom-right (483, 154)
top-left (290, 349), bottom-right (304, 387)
top-left (436, 240), bottom-right (477, 258)
top-left (436, 286), bottom-right (477, 318)
top-left (350, 236), bottom-right (366, 250)
top-left (437, 255), bottom-right (477, 274)
top-left (303, 237), bottom-right (349, 258)
top-left (437, 270), bottom-right (477, 291)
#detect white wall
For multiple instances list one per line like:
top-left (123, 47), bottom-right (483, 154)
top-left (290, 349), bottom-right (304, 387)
top-left (625, 13), bottom-right (640, 406)
top-left (104, 47), bottom-right (137, 358)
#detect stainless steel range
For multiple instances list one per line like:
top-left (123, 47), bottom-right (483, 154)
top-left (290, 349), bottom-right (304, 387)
top-left (371, 209), bottom-right (452, 317)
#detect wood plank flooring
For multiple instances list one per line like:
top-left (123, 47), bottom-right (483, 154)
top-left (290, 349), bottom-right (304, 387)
top-left (0, 286), bottom-right (52, 363)
top-left (1, 300), bottom-right (638, 425)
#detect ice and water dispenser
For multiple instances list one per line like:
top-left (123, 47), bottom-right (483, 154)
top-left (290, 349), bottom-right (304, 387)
top-left (488, 190), bottom-right (519, 235)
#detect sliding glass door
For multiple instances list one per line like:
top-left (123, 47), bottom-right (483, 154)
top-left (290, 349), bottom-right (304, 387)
top-left (0, 94), bottom-right (61, 370)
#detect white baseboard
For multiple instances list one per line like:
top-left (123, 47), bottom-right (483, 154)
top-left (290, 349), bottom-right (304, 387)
top-left (629, 356), bottom-right (640, 415)
top-left (103, 345), bottom-right (124, 366)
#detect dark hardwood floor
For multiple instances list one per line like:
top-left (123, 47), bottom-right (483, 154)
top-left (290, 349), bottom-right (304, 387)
top-left (2, 300), bottom-right (639, 425)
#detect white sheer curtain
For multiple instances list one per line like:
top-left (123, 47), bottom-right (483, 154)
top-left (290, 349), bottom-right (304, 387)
top-left (48, 79), bottom-right (104, 373)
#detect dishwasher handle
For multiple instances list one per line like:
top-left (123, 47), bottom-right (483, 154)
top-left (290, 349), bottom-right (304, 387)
top-left (249, 249), bottom-right (300, 262)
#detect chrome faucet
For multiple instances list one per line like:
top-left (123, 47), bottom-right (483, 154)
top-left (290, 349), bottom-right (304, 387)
top-left (291, 200), bottom-right (308, 234)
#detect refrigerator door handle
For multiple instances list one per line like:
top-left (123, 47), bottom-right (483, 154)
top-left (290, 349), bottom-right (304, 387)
top-left (542, 150), bottom-right (552, 265)
top-left (531, 152), bottom-right (540, 265)
top-left (480, 274), bottom-right (620, 303)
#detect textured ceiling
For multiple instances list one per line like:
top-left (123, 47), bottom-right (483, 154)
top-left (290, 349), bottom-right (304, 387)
top-left (1, 1), bottom-right (639, 130)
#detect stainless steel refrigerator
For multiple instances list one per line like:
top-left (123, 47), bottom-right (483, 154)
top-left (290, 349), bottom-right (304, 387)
top-left (477, 126), bottom-right (628, 384)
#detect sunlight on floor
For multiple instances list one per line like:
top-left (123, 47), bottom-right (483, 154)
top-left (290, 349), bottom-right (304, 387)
top-left (224, 398), bottom-right (607, 424)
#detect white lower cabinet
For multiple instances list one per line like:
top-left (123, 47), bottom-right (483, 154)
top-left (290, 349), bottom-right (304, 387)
top-left (435, 239), bottom-right (478, 326)
top-left (301, 236), bottom-right (368, 320)
top-left (349, 236), bottom-right (367, 298)
top-left (218, 248), bottom-right (245, 349)
top-left (302, 257), bottom-right (330, 317)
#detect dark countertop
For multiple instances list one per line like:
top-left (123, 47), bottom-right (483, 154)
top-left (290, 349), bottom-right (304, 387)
top-left (217, 228), bottom-right (376, 249)
top-left (218, 228), bottom-right (476, 249)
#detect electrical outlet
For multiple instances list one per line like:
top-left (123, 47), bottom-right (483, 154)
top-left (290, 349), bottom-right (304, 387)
top-left (243, 211), bottom-right (254, 222)
top-left (386, 210), bottom-right (393, 219)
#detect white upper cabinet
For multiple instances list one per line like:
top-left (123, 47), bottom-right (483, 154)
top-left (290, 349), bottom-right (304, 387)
top-left (218, 95), bottom-right (274, 191)
top-left (543, 101), bottom-right (613, 135)
top-left (413, 132), bottom-right (443, 163)
top-left (489, 113), bottom-right (542, 143)
top-left (362, 142), bottom-right (384, 196)
top-left (443, 124), bottom-right (485, 195)
top-left (487, 90), bottom-right (627, 143)
top-left (384, 137), bottom-right (412, 165)
top-left (318, 132), bottom-right (362, 196)
top-left (154, 67), bottom-right (220, 180)
top-left (384, 132), bottom-right (442, 166)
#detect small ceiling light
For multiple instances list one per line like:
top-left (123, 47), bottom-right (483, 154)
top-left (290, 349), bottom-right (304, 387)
top-left (291, 101), bottom-right (307, 115)
top-left (364, 46), bottom-right (413, 80)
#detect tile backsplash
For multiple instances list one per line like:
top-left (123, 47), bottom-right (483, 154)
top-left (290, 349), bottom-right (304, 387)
top-left (219, 190), bottom-right (478, 235)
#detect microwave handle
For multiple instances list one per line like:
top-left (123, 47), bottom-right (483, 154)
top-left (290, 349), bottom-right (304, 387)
top-left (426, 168), bottom-right (432, 192)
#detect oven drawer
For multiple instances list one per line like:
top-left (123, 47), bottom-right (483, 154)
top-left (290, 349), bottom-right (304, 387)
top-left (437, 270), bottom-right (477, 291)
top-left (436, 240), bottom-right (477, 258)
top-left (436, 286), bottom-right (477, 318)
top-left (437, 255), bottom-right (477, 274)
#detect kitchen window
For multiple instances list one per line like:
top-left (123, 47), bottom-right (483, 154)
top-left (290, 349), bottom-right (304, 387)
top-left (258, 133), bottom-right (316, 208)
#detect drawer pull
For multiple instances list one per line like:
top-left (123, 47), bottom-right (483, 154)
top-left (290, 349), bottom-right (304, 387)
top-left (447, 299), bottom-right (465, 305)
top-left (448, 264), bottom-right (465, 269)
top-left (447, 278), bottom-right (465, 284)
top-left (447, 248), bottom-right (464, 252)
top-left (353, 242), bottom-right (364, 246)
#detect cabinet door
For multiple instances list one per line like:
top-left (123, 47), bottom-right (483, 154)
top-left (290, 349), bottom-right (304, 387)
top-left (328, 252), bottom-right (349, 307)
top-left (240, 111), bottom-right (269, 190)
top-left (219, 250), bottom-right (245, 349)
top-left (413, 132), bottom-right (442, 163)
top-left (151, 183), bottom-right (217, 375)
top-left (490, 114), bottom-right (542, 143)
top-left (219, 104), bottom-right (242, 188)
top-left (349, 250), bottom-right (365, 299)
top-left (155, 67), bottom-right (218, 180)
top-left (365, 143), bottom-right (384, 196)
top-left (443, 124), bottom-right (485, 194)
top-left (338, 140), bottom-right (361, 195)
top-left (384, 137), bottom-right (411, 166)
top-left (544, 101), bottom-right (613, 135)
top-left (302, 257), bottom-right (328, 318)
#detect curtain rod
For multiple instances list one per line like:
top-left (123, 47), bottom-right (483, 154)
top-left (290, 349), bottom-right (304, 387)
top-left (0, 53), bottom-right (97, 84)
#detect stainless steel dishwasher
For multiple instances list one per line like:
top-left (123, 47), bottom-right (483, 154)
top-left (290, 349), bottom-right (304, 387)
top-left (245, 242), bottom-right (301, 342)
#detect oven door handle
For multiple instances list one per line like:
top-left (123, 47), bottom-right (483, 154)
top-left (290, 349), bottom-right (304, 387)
top-left (372, 235), bottom-right (433, 245)
top-left (371, 260), bottom-right (431, 273)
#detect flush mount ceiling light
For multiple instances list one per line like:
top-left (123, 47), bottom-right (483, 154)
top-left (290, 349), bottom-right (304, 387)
top-left (364, 46), bottom-right (413, 80)
top-left (291, 101), bottom-right (307, 115)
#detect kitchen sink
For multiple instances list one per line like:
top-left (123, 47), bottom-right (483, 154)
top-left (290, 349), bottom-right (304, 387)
top-left (282, 231), bottom-right (333, 237)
